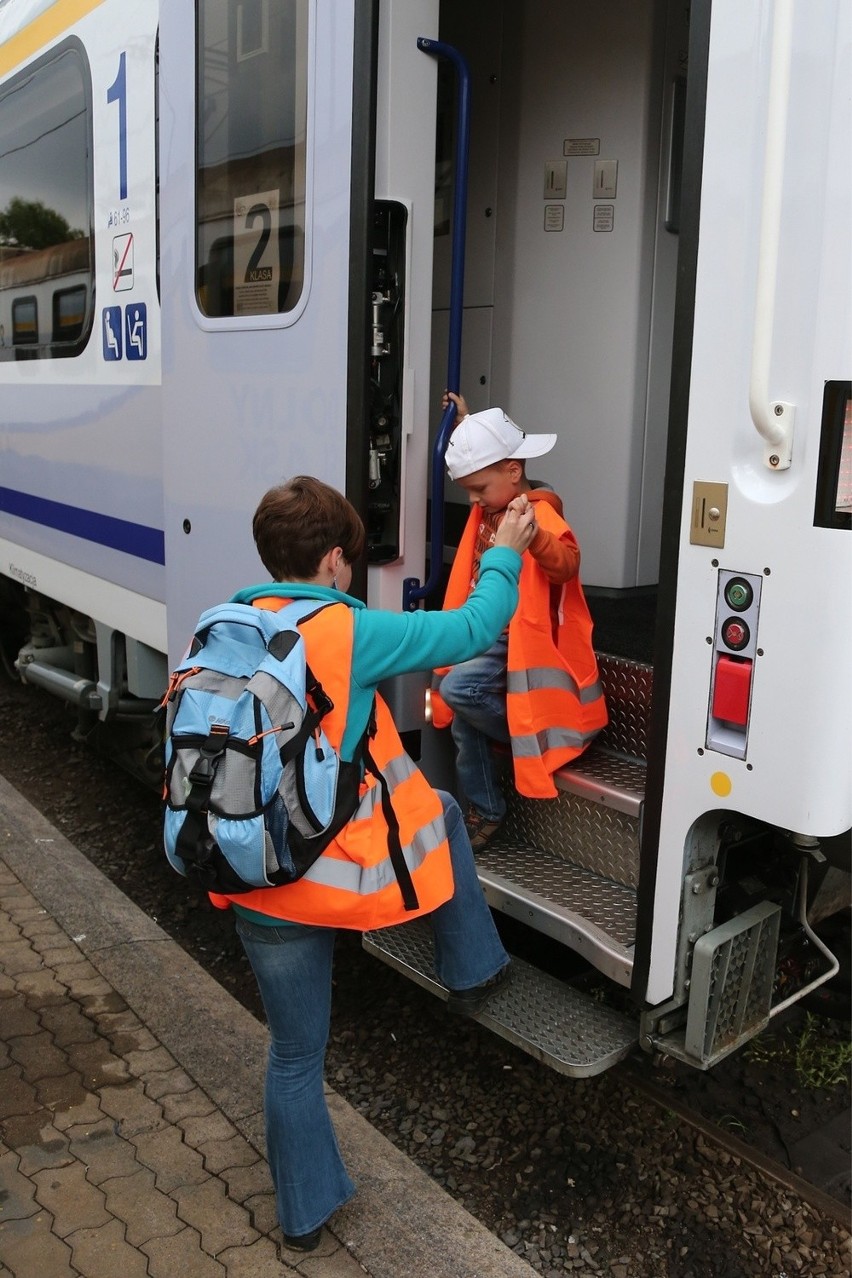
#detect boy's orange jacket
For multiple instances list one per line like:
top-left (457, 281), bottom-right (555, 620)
top-left (431, 497), bottom-right (607, 798)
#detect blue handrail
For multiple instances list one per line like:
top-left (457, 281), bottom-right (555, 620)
top-left (402, 37), bottom-right (471, 612)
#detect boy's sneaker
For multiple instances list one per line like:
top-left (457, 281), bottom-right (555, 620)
top-left (465, 807), bottom-right (504, 852)
top-left (446, 962), bottom-right (513, 1016)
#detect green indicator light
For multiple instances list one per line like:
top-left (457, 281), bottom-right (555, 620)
top-left (724, 578), bottom-right (752, 611)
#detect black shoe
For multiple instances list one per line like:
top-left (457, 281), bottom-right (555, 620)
top-left (446, 962), bottom-right (512, 1017)
top-left (281, 1226), bottom-right (323, 1252)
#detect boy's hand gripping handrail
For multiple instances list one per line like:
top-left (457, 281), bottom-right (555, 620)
top-left (403, 38), bottom-right (472, 612)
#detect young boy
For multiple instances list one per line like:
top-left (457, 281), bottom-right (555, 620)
top-left (431, 393), bottom-right (607, 850)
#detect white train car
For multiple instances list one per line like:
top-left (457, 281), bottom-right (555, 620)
top-left (0, 0), bottom-right (849, 1075)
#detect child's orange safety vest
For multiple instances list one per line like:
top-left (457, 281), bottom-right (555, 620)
top-left (432, 501), bottom-right (607, 798)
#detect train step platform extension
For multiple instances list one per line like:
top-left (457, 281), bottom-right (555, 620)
top-left (362, 919), bottom-right (637, 1078)
top-left (0, 772), bottom-right (539, 1278)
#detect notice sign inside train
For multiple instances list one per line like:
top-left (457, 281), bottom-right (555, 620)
top-left (563, 138), bottom-right (600, 156)
top-left (233, 190), bottom-right (281, 316)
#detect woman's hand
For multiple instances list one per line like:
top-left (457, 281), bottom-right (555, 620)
top-left (493, 495), bottom-right (537, 555)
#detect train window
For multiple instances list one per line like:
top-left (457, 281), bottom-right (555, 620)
top-left (0, 40), bottom-right (94, 362)
top-left (813, 381), bottom-right (852, 531)
top-left (196, 0), bottom-right (308, 319)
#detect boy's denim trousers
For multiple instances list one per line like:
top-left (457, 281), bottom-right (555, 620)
top-left (234, 790), bottom-right (509, 1238)
top-left (437, 635), bottom-right (510, 823)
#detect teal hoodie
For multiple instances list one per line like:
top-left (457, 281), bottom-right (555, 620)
top-left (231, 545), bottom-right (521, 759)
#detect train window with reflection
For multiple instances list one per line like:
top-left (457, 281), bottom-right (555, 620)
top-left (196, 0), bottom-right (308, 319)
top-left (0, 40), bottom-right (94, 362)
top-left (813, 381), bottom-right (852, 531)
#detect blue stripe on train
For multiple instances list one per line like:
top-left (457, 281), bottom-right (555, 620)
top-left (0, 487), bottom-right (165, 565)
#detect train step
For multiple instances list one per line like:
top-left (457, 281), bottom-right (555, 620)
top-left (471, 652), bottom-right (653, 985)
top-left (362, 916), bottom-right (638, 1078)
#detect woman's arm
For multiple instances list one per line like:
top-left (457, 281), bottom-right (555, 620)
top-left (352, 548), bottom-right (521, 689)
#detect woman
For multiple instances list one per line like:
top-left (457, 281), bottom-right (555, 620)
top-left (208, 475), bottom-right (537, 1252)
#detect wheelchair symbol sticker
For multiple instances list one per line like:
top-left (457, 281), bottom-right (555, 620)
top-left (102, 307), bottom-right (122, 360)
top-left (125, 303), bottom-right (147, 360)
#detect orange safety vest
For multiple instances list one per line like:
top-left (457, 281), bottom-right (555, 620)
top-left (209, 599), bottom-right (454, 929)
top-left (431, 502), bottom-right (607, 798)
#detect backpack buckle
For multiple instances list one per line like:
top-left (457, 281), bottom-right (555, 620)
top-left (187, 725), bottom-right (229, 787)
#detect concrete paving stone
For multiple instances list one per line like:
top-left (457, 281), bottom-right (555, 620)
top-left (299, 1242), bottom-right (372, 1277)
top-left (198, 1132), bottom-right (263, 1177)
top-left (12, 970), bottom-right (69, 1003)
top-left (0, 973), bottom-right (15, 996)
top-left (67, 1215), bottom-right (151, 1278)
top-left (77, 989), bottom-right (129, 1018)
top-left (0, 939), bottom-right (42, 977)
top-left (217, 1159), bottom-right (272, 1206)
top-left (50, 1092), bottom-right (105, 1132)
top-left (179, 1108), bottom-right (240, 1150)
top-left (143, 1223), bottom-right (226, 1278)
top-left (98, 1166), bottom-right (183, 1247)
top-left (96, 1008), bottom-right (145, 1038)
top-left (243, 1190), bottom-right (278, 1236)
top-left (0, 1148), bottom-right (39, 1221)
top-left (32, 1161), bottom-right (110, 1237)
top-left (174, 1176), bottom-right (259, 1253)
top-left (97, 1080), bottom-right (167, 1134)
top-left (52, 967), bottom-right (112, 1000)
top-left (0, 918), bottom-right (21, 943)
top-left (8, 1030), bottom-right (69, 1082)
top-left (0, 1212), bottom-right (76, 1278)
top-left (66, 1117), bottom-right (142, 1184)
top-left (216, 1234), bottom-right (289, 1277)
top-left (65, 1035), bottom-right (132, 1087)
top-left (2, 1115), bottom-right (73, 1176)
top-left (37, 942), bottom-right (86, 970)
top-left (0, 1065), bottom-right (41, 1120)
top-left (18, 918), bottom-right (65, 942)
top-left (160, 1084), bottom-right (217, 1125)
top-left (129, 1122), bottom-right (211, 1192)
top-left (32, 1067), bottom-right (91, 1114)
top-left (37, 1000), bottom-right (100, 1048)
top-left (124, 1043), bottom-right (181, 1078)
top-left (143, 1064), bottom-right (198, 1101)
top-left (0, 997), bottom-right (40, 1041)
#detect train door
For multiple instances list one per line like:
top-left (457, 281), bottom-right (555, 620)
top-left (428, 0), bottom-right (687, 591)
top-left (158, 2), bottom-right (441, 664)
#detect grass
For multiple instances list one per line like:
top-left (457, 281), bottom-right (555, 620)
top-left (747, 1013), bottom-right (852, 1091)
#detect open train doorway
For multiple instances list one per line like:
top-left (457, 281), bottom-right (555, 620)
top-left (428, 0), bottom-right (689, 660)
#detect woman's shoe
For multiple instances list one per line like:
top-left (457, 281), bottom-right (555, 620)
top-left (281, 1226), bottom-right (323, 1252)
top-left (446, 962), bottom-right (513, 1017)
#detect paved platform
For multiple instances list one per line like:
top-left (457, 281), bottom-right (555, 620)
top-left (0, 773), bottom-right (536, 1278)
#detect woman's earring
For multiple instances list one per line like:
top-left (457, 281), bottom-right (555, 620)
top-left (331, 575), bottom-right (339, 590)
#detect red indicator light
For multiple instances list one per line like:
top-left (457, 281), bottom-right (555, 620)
top-left (721, 617), bottom-right (750, 651)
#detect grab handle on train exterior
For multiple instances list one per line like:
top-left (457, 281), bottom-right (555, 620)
top-left (403, 38), bottom-right (472, 613)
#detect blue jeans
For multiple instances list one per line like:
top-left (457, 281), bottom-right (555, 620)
top-left (234, 791), bottom-right (508, 1237)
top-left (438, 635), bottom-right (510, 822)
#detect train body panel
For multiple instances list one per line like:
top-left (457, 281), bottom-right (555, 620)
top-left (0, 0), bottom-right (849, 1075)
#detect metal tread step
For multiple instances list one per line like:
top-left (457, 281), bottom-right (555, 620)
top-left (362, 917), bottom-right (638, 1078)
top-left (476, 841), bottom-right (637, 986)
top-left (552, 745), bottom-right (646, 817)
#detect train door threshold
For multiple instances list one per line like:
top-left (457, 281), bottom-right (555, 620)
top-left (362, 918), bottom-right (637, 1078)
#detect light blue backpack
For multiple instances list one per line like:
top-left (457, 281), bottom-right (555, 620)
top-left (162, 599), bottom-right (364, 893)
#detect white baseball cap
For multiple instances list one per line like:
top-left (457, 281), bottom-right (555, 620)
top-left (444, 407), bottom-right (557, 481)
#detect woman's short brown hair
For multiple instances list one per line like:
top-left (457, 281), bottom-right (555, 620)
top-left (252, 476), bottom-right (366, 581)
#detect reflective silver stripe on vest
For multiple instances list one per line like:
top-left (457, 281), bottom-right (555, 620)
top-left (512, 724), bottom-right (602, 757)
top-left (507, 666), bottom-right (603, 704)
top-left (302, 813), bottom-right (446, 894)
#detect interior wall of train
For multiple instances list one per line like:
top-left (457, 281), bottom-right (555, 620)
top-left (428, 0), bottom-right (688, 591)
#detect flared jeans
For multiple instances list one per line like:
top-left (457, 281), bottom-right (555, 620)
top-left (235, 790), bottom-right (509, 1237)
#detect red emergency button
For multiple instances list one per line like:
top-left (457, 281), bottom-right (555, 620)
top-left (721, 616), bottom-right (750, 651)
top-left (712, 655), bottom-right (753, 726)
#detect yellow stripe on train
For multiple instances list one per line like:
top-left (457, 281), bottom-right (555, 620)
top-left (0, 0), bottom-right (106, 77)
